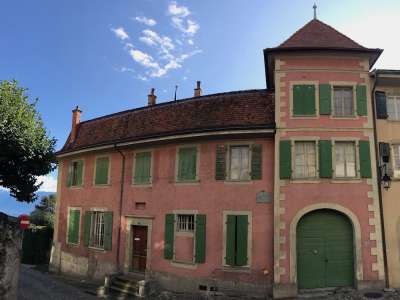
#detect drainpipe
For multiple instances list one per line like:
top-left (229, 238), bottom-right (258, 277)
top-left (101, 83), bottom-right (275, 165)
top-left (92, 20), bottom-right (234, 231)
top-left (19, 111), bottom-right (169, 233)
top-left (371, 71), bottom-right (389, 287)
top-left (115, 145), bottom-right (126, 273)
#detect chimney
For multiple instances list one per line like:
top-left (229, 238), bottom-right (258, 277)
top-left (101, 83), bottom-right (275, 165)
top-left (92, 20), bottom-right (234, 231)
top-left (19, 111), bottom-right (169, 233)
top-left (70, 106), bottom-right (82, 143)
top-left (194, 81), bottom-right (202, 97)
top-left (148, 88), bottom-right (157, 106)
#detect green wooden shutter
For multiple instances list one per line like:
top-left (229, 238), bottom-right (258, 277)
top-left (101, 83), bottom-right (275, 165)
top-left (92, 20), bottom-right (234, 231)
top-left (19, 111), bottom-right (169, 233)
top-left (134, 152), bottom-right (151, 184)
top-left (280, 141), bottom-right (292, 179)
top-left (304, 85), bottom-right (316, 115)
top-left (195, 214), bottom-right (206, 263)
top-left (76, 160), bottom-right (83, 186)
top-left (103, 212), bottom-right (113, 250)
top-left (319, 84), bottom-right (331, 115)
top-left (319, 140), bottom-right (332, 178)
top-left (225, 215), bottom-right (236, 266)
top-left (67, 209), bottom-right (80, 244)
top-left (83, 211), bottom-right (92, 247)
top-left (359, 140), bottom-right (372, 178)
top-left (293, 85), bottom-right (304, 116)
top-left (251, 144), bottom-right (262, 180)
top-left (178, 147), bottom-right (197, 181)
top-left (95, 157), bottom-right (109, 185)
top-left (67, 163), bottom-right (73, 187)
top-left (235, 215), bottom-right (248, 266)
top-left (164, 214), bottom-right (175, 259)
top-left (357, 85), bottom-right (367, 116)
top-left (294, 85), bottom-right (316, 116)
top-left (215, 145), bottom-right (226, 180)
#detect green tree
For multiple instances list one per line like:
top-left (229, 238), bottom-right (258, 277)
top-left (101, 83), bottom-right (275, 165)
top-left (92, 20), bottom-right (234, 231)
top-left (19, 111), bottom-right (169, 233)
top-left (30, 194), bottom-right (56, 227)
top-left (0, 80), bottom-right (56, 202)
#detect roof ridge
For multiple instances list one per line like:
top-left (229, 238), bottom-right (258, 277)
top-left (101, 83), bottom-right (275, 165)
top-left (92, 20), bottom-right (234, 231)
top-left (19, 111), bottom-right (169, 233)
top-left (78, 88), bottom-right (269, 125)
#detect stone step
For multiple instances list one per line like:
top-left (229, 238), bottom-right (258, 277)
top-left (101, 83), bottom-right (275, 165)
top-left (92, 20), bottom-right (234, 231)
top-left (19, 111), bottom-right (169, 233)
top-left (109, 284), bottom-right (138, 297)
top-left (112, 279), bottom-right (139, 291)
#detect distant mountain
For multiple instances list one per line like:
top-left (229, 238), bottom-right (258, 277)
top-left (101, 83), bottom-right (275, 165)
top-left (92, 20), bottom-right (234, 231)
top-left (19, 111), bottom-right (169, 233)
top-left (0, 191), bottom-right (54, 217)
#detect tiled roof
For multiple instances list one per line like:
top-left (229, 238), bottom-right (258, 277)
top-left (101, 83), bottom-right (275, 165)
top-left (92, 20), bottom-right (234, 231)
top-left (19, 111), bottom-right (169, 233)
top-left (277, 19), bottom-right (365, 49)
top-left (59, 89), bottom-right (274, 154)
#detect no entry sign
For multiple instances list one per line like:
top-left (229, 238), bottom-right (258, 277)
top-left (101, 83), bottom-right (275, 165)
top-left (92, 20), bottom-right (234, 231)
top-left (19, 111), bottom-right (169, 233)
top-left (19, 214), bottom-right (30, 230)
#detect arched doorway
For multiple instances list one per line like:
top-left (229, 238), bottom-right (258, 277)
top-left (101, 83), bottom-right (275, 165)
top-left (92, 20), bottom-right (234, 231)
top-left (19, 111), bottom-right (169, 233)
top-left (296, 209), bottom-right (354, 289)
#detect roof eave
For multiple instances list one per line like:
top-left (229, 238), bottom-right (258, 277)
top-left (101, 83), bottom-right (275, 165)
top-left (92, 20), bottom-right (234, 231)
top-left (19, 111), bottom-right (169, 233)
top-left (263, 47), bottom-right (383, 88)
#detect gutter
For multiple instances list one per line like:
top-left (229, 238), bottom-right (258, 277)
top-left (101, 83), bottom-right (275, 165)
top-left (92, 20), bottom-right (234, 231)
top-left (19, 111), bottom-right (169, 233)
top-left (371, 71), bottom-right (389, 287)
top-left (115, 144), bottom-right (126, 272)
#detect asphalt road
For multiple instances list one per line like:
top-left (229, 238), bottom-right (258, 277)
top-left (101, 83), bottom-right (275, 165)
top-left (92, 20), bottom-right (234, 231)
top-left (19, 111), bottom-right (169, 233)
top-left (18, 265), bottom-right (98, 300)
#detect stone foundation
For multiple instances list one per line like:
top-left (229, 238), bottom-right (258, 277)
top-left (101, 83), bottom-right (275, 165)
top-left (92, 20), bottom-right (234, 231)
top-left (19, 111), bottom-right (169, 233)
top-left (149, 270), bottom-right (271, 298)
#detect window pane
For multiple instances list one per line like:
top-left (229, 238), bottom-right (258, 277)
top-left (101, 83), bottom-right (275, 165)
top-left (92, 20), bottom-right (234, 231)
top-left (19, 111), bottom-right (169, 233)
top-left (335, 142), bottom-right (356, 177)
top-left (177, 214), bottom-right (194, 232)
top-left (334, 87), bottom-right (353, 116)
top-left (230, 146), bottom-right (249, 180)
top-left (396, 98), bottom-right (400, 120)
top-left (387, 97), bottom-right (396, 120)
top-left (295, 142), bottom-right (316, 178)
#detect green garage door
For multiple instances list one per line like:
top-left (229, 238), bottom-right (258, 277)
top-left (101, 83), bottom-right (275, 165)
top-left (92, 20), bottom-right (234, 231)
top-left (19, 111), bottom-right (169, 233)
top-left (297, 210), bottom-right (354, 289)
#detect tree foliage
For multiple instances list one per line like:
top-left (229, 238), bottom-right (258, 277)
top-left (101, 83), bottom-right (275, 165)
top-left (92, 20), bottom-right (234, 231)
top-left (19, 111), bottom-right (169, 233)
top-left (0, 80), bottom-right (56, 202)
top-left (30, 194), bottom-right (56, 227)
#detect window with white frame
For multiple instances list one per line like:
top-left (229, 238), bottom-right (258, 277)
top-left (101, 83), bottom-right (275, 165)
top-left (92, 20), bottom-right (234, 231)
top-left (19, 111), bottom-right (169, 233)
top-left (89, 211), bottom-right (105, 248)
top-left (294, 141), bottom-right (316, 178)
top-left (229, 146), bottom-right (250, 180)
top-left (176, 214), bottom-right (195, 232)
top-left (387, 96), bottom-right (400, 120)
top-left (333, 87), bottom-right (354, 117)
top-left (335, 142), bottom-right (356, 178)
top-left (392, 144), bottom-right (400, 178)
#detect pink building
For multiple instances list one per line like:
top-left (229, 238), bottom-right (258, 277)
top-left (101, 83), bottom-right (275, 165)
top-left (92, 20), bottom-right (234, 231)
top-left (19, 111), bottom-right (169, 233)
top-left (50, 17), bottom-right (385, 298)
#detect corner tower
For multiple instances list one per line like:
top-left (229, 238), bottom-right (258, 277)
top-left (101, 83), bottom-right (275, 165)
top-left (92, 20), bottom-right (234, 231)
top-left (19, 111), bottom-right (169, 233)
top-left (265, 18), bottom-right (385, 297)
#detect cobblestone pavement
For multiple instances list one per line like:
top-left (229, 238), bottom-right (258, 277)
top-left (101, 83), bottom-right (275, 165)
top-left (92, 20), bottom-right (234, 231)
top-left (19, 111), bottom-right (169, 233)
top-left (16, 265), bottom-right (400, 300)
top-left (18, 264), bottom-right (98, 300)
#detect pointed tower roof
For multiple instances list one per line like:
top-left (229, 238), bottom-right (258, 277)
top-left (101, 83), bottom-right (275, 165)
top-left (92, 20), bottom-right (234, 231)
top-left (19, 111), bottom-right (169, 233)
top-left (263, 18), bottom-right (383, 88)
top-left (278, 19), bottom-right (365, 49)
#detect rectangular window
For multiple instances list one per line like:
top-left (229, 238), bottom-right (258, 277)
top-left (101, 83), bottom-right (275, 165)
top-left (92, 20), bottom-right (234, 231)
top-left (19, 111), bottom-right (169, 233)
top-left (67, 160), bottom-right (83, 187)
top-left (134, 152), bottom-right (152, 184)
top-left (94, 156), bottom-right (109, 185)
top-left (177, 146), bottom-right (197, 182)
top-left (176, 214), bottom-right (195, 232)
top-left (225, 214), bottom-right (249, 267)
top-left (387, 96), bottom-right (400, 120)
top-left (333, 87), bottom-right (354, 117)
top-left (89, 211), bottom-right (105, 249)
top-left (229, 146), bottom-right (250, 180)
top-left (335, 142), bottom-right (356, 178)
top-left (294, 141), bottom-right (316, 178)
top-left (392, 145), bottom-right (400, 178)
top-left (67, 209), bottom-right (80, 245)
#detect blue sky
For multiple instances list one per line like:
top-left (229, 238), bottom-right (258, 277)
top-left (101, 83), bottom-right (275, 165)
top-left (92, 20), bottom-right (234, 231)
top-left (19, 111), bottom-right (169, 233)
top-left (1, 0), bottom-right (400, 193)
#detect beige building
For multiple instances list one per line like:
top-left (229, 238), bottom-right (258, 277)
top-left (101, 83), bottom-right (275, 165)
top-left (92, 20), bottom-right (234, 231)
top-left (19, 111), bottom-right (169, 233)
top-left (372, 69), bottom-right (400, 287)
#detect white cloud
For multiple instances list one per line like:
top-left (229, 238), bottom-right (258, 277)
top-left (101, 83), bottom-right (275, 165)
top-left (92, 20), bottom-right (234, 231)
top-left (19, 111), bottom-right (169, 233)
top-left (168, 1), bottom-right (190, 18)
top-left (120, 67), bottom-right (135, 73)
top-left (111, 27), bottom-right (130, 40)
top-left (0, 186), bottom-right (8, 192)
top-left (37, 175), bottom-right (57, 192)
top-left (136, 74), bottom-right (148, 81)
top-left (135, 16), bottom-right (157, 26)
top-left (171, 17), bottom-right (199, 36)
top-left (129, 49), bottom-right (160, 69)
top-left (188, 39), bottom-right (194, 45)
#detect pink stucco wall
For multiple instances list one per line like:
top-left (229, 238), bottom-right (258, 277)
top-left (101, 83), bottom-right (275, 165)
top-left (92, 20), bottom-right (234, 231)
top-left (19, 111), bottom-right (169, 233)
top-left (276, 55), bottom-right (379, 284)
top-left (58, 138), bottom-right (275, 285)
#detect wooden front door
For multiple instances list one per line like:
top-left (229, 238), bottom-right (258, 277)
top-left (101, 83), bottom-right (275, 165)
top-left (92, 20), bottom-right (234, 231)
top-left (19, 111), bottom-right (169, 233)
top-left (297, 210), bottom-right (354, 289)
top-left (132, 225), bottom-right (148, 272)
